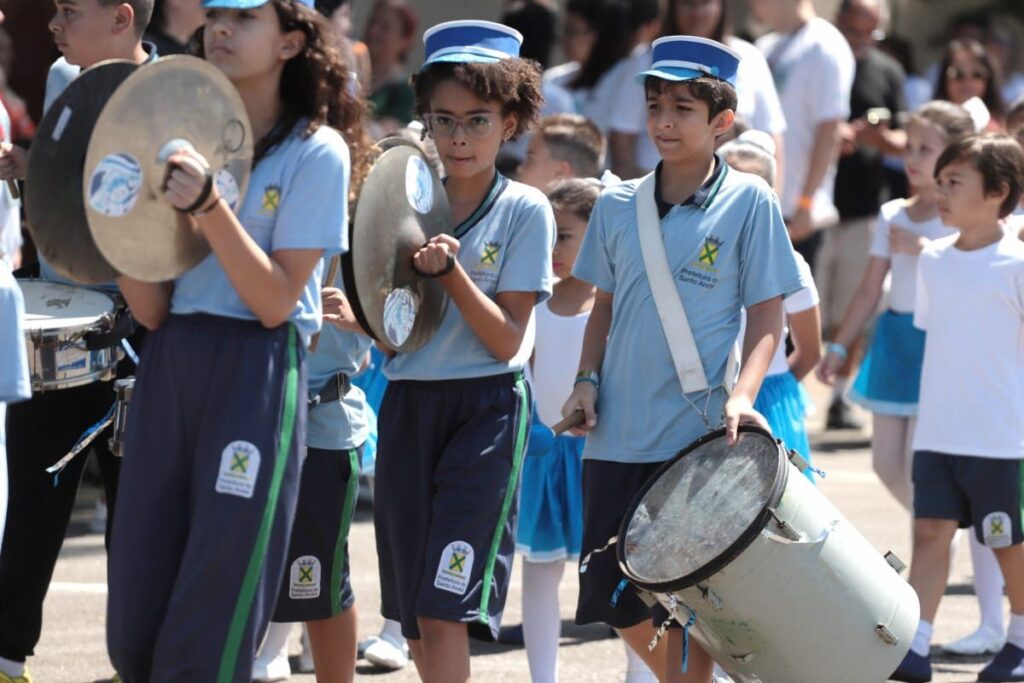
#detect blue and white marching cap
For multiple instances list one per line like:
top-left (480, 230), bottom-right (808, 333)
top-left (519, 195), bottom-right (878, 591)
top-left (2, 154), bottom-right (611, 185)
top-left (422, 20), bottom-right (524, 69)
top-left (635, 36), bottom-right (741, 87)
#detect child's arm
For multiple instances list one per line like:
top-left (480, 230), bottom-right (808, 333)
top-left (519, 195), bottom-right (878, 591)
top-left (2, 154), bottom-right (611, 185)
top-left (726, 295), bottom-right (783, 443)
top-left (816, 256), bottom-right (888, 384)
top-left (166, 150), bottom-right (323, 329)
top-left (786, 305), bottom-right (822, 381)
top-left (561, 289), bottom-right (612, 434)
top-left (414, 234), bottom-right (535, 362)
top-left (117, 278), bottom-right (173, 330)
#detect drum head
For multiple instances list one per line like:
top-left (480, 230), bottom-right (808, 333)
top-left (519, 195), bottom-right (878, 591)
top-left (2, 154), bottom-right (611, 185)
top-left (617, 426), bottom-right (787, 591)
top-left (18, 280), bottom-right (116, 330)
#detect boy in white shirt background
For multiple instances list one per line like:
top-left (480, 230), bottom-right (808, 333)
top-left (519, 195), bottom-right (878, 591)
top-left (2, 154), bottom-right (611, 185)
top-left (893, 133), bottom-right (1024, 683)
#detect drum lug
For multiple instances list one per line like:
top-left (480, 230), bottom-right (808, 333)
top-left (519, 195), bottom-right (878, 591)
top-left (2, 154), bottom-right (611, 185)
top-left (767, 508), bottom-right (802, 542)
top-left (884, 551), bottom-right (907, 575)
top-left (697, 583), bottom-right (724, 610)
top-left (875, 624), bottom-right (900, 645)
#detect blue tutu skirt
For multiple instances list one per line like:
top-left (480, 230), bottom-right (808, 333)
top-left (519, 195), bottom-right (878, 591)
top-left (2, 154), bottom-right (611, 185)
top-left (849, 310), bottom-right (924, 416)
top-left (754, 371), bottom-right (814, 483)
top-left (516, 429), bottom-right (585, 562)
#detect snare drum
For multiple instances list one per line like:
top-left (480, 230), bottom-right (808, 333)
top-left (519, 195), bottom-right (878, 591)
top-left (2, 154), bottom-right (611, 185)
top-left (617, 426), bottom-right (919, 683)
top-left (19, 280), bottom-right (122, 392)
top-left (109, 377), bottom-right (134, 457)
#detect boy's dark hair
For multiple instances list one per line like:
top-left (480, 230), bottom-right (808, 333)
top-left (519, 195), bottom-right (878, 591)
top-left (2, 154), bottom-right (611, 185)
top-left (537, 114), bottom-right (605, 178)
top-left (547, 178), bottom-right (601, 222)
top-left (412, 60), bottom-right (544, 140)
top-left (907, 100), bottom-right (974, 143)
top-left (100, 0), bottom-right (154, 33)
top-left (644, 76), bottom-right (738, 121)
top-left (935, 133), bottom-right (1024, 218)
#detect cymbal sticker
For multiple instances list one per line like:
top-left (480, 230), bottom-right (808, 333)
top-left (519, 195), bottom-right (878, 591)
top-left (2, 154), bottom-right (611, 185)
top-left (88, 153), bottom-right (143, 218)
top-left (215, 169), bottom-right (241, 211)
top-left (383, 287), bottom-right (418, 348)
top-left (406, 155), bottom-right (434, 215)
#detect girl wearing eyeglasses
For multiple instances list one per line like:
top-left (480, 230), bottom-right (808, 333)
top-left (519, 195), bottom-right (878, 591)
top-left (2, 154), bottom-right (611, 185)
top-left (935, 38), bottom-right (1006, 130)
top-left (371, 20), bottom-right (555, 682)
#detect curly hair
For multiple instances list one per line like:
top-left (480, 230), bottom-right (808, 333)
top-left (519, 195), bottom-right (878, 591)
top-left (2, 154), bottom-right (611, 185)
top-left (411, 59), bottom-right (544, 140)
top-left (195, 0), bottom-right (372, 207)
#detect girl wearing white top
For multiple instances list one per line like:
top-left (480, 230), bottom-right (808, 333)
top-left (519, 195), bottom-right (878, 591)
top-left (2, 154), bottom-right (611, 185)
top-left (818, 101), bottom-right (1008, 657)
top-left (516, 179), bottom-right (596, 683)
top-left (721, 132), bottom-right (821, 475)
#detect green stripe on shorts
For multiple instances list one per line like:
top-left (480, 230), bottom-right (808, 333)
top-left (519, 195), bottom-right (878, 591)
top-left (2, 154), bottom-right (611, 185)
top-left (478, 374), bottom-right (530, 622)
top-left (331, 448), bottom-right (361, 615)
top-left (217, 326), bottom-right (299, 683)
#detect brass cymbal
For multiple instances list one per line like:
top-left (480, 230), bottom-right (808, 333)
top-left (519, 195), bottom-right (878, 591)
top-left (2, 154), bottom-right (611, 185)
top-left (343, 140), bottom-right (451, 353)
top-left (84, 55), bottom-right (253, 282)
top-left (25, 60), bottom-right (139, 284)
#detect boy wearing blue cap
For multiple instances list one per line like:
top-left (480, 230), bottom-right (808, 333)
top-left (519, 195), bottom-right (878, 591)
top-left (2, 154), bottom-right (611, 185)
top-left (372, 19), bottom-right (554, 682)
top-left (562, 36), bottom-right (803, 682)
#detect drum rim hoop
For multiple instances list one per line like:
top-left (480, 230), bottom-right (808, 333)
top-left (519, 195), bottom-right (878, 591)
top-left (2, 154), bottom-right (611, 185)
top-left (615, 424), bottom-right (788, 592)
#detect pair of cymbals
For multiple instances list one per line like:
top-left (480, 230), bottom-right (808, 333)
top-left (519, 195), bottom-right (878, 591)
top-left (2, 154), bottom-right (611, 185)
top-left (342, 138), bottom-right (452, 353)
top-left (26, 55), bottom-right (253, 284)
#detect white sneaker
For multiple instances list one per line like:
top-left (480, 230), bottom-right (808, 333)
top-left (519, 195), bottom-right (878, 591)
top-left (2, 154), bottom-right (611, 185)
top-left (252, 650), bottom-right (291, 682)
top-left (942, 626), bottom-right (1006, 656)
top-left (296, 626), bottom-right (314, 674)
top-left (363, 633), bottom-right (409, 671)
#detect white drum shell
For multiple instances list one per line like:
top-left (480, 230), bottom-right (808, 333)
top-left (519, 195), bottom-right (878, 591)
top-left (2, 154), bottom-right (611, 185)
top-left (19, 281), bottom-right (121, 392)
top-left (649, 461), bottom-right (919, 683)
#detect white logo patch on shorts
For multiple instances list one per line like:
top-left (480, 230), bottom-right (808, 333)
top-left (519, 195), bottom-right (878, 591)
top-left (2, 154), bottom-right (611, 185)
top-left (215, 441), bottom-right (261, 498)
top-left (434, 541), bottom-right (474, 596)
top-left (289, 555), bottom-right (321, 600)
top-left (983, 512), bottom-right (1013, 548)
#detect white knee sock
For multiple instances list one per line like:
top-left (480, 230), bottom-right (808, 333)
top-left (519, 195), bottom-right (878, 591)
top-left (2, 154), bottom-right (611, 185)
top-left (380, 617), bottom-right (404, 644)
top-left (1007, 613), bottom-right (1024, 649)
top-left (522, 560), bottom-right (566, 683)
top-left (256, 621), bottom-right (293, 663)
top-left (911, 620), bottom-right (933, 657)
top-left (624, 641), bottom-right (657, 682)
top-left (0, 656), bottom-right (25, 678)
top-left (970, 534), bottom-right (1007, 636)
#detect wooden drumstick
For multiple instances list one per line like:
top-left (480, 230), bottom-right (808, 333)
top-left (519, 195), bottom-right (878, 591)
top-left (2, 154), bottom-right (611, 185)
top-left (551, 409), bottom-right (586, 435)
top-left (309, 255), bottom-right (341, 353)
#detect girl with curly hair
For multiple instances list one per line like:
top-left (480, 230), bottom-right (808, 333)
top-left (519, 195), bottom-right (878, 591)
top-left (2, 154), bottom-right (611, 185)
top-left (372, 20), bottom-right (554, 681)
top-left (107, 1), bottom-right (369, 681)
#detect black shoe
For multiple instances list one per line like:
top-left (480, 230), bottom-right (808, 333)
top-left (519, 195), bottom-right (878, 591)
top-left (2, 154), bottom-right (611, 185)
top-left (496, 623), bottom-right (524, 646)
top-left (826, 397), bottom-right (864, 430)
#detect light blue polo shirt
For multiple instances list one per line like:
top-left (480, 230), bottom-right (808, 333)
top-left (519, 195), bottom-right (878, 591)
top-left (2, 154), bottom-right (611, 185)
top-left (573, 159), bottom-right (802, 464)
top-left (306, 264), bottom-right (372, 452)
top-left (383, 175), bottom-right (555, 381)
top-left (172, 121), bottom-right (349, 346)
top-left (1, 263), bottom-right (32, 541)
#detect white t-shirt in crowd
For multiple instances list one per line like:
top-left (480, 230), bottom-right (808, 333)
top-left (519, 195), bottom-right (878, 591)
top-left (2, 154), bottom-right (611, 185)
top-left (0, 101), bottom-right (19, 267)
top-left (757, 17), bottom-right (855, 221)
top-left (608, 37), bottom-right (788, 174)
top-left (532, 300), bottom-right (590, 428)
top-left (913, 233), bottom-right (1024, 459)
top-left (545, 49), bottom-right (641, 137)
top-left (767, 253), bottom-right (818, 377)
top-left (869, 199), bottom-right (956, 313)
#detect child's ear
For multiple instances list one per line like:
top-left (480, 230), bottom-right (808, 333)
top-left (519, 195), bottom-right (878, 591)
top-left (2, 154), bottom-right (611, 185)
top-left (711, 109), bottom-right (736, 138)
top-left (280, 29), bottom-right (307, 61)
top-left (502, 113), bottom-right (519, 143)
top-left (112, 2), bottom-right (136, 35)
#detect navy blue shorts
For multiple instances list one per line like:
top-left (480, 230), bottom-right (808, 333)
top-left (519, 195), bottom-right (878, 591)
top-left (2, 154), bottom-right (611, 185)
top-left (374, 373), bottom-right (531, 641)
top-left (273, 445), bottom-right (362, 623)
top-left (576, 459), bottom-right (673, 630)
top-left (913, 451), bottom-right (1024, 548)
top-left (106, 315), bottom-right (306, 683)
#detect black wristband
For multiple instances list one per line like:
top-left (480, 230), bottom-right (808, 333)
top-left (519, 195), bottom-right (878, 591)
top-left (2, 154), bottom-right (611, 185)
top-left (412, 250), bottom-right (456, 279)
top-left (181, 167), bottom-right (215, 214)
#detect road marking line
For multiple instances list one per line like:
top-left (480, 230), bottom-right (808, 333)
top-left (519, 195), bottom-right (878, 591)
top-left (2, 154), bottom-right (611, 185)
top-left (50, 581), bottom-right (108, 594)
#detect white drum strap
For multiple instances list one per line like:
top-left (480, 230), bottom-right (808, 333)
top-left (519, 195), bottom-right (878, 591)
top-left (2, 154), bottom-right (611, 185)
top-left (635, 174), bottom-right (738, 429)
